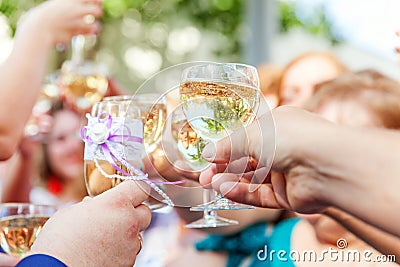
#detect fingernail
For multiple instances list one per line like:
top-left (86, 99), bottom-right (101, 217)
top-left (202, 144), bottom-right (215, 159)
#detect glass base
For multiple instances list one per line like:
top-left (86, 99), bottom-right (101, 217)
top-left (185, 214), bottom-right (238, 228)
top-left (190, 196), bottom-right (255, 211)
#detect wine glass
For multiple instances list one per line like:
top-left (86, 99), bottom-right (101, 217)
top-left (83, 98), bottom-right (167, 210)
top-left (59, 35), bottom-right (108, 114)
top-left (0, 203), bottom-right (56, 258)
top-left (102, 95), bottom-right (170, 210)
top-left (164, 105), bottom-right (238, 228)
top-left (180, 62), bottom-right (260, 212)
top-left (24, 72), bottom-right (61, 141)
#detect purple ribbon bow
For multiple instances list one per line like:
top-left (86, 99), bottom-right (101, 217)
top-left (81, 112), bottom-right (184, 185)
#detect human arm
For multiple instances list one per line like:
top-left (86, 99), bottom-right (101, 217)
top-left (0, 114), bottom-right (53, 202)
top-left (200, 106), bottom-right (400, 237)
top-left (0, 0), bottom-right (102, 160)
top-left (0, 148), bottom-right (34, 203)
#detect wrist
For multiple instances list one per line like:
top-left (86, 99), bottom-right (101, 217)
top-left (16, 9), bottom-right (54, 49)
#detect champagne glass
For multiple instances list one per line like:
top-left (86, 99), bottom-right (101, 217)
top-left (102, 95), bottom-right (169, 210)
top-left (24, 72), bottom-right (61, 141)
top-left (83, 99), bottom-right (166, 210)
top-left (59, 35), bottom-right (108, 114)
top-left (165, 105), bottom-right (237, 228)
top-left (0, 203), bottom-right (56, 258)
top-left (180, 62), bottom-right (260, 212)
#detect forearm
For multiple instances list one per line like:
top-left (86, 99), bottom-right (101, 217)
top-left (0, 152), bottom-right (33, 202)
top-left (324, 207), bottom-right (400, 263)
top-left (0, 17), bottom-right (53, 159)
top-left (300, 120), bottom-right (400, 236)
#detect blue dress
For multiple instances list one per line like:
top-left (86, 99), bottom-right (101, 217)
top-left (195, 218), bottom-right (301, 267)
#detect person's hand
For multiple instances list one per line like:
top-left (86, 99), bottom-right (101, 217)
top-left (31, 180), bottom-right (152, 266)
top-left (20, 113), bottom-right (53, 158)
top-left (17, 0), bottom-right (103, 47)
top-left (0, 253), bottom-right (19, 267)
top-left (143, 143), bottom-right (200, 182)
top-left (199, 106), bottom-right (334, 214)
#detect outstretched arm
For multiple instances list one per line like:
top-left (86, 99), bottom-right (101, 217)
top-left (200, 106), bottom-right (400, 237)
top-left (0, 0), bottom-right (102, 160)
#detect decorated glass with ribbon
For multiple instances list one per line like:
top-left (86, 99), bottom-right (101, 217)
top-left (82, 98), bottom-right (175, 209)
top-left (82, 99), bottom-right (144, 196)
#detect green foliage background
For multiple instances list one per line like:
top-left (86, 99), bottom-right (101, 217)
top-left (0, 0), bottom-right (337, 91)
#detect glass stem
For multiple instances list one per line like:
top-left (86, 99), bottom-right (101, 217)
top-left (203, 189), bottom-right (216, 219)
top-left (71, 35), bottom-right (85, 65)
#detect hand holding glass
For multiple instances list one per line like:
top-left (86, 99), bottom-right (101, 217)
top-left (180, 62), bottom-right (260, 217)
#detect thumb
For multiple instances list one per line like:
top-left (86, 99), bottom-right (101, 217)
top-left (100, 180), bottom-right (150, 208)
top-left (202, 120), bottom-right (262, 164)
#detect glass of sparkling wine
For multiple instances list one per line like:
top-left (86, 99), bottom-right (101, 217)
top-left (83, 99), bottom-right (165, 210)
top-left (0, 203), bottom-right (56, 258)
top-left (180, 62), bottom-right (260, 222)
top-left (102, 95), bottom-right (168, 209)
top-left (24, 72), bottom-right (61, 141)
top-left (59, 35), bottom-right (108, 114)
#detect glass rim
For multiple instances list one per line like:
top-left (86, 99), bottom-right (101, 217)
top-left (103, 94), bottom-right (167, 106)
top-left (103, 95), bottom-right (132, 102)
top-left (91, 98), bottom-right (142, 117)
top-left (182, 62), bottom-right (258, 72)
top-left (181, 62), bottom-right (260, 88)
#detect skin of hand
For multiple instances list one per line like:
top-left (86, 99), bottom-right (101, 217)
top-left (30, 181), bottom-right (151, 267)
top-left (143, 144), bottom-right (282, 235)
top-left (105, 77), bottom-right (130, 97)
top-left (200, 106), bottom-right (330, 214)
top-left (0, 253), bottom-right (19, 267)
top-left (0, 0), bottom-right (102, 160)
top-left (19, 0), bottom-right (102, 47)
top-left (199, 106), bottom-right (400, 237)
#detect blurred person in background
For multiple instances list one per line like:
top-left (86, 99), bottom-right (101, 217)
top-left (0, 102), bottom-right (87, 206)
top-left (278, 51), bottom-right (347, 107)
top-left (257, 64), bottom-right (282, 110)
